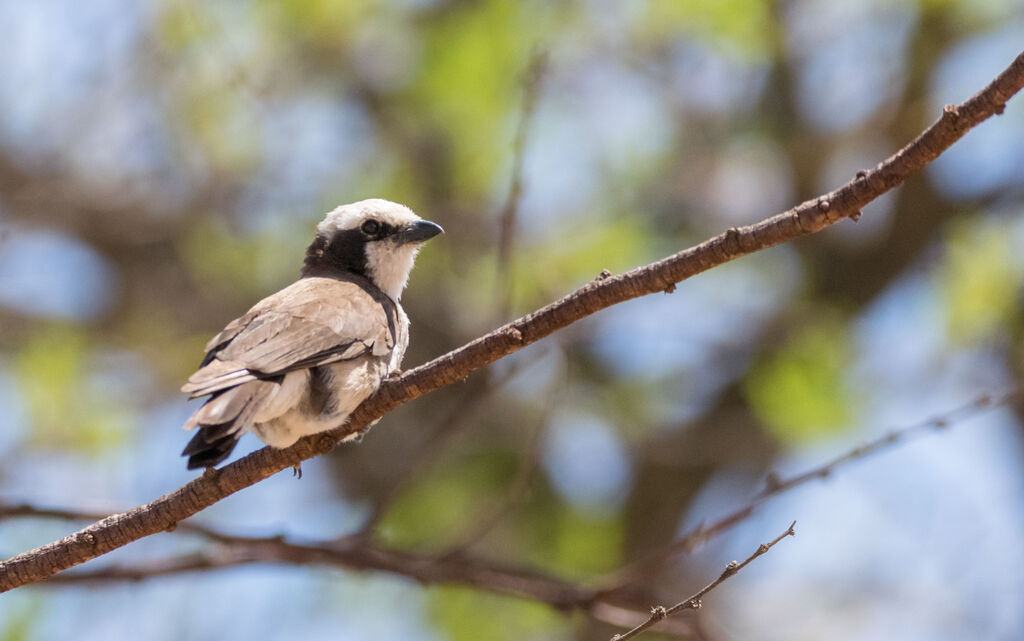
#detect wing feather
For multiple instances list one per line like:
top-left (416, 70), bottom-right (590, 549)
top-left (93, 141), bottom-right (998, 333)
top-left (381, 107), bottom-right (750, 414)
top-left (182, 276), bottom-right (394, 398)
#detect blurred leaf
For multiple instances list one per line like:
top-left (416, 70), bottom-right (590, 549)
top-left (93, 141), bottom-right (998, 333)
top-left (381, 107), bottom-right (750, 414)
top-left (156, 2), bottom-right (214, 53)
top-left (179, 85), bottom-right (262, 172)
top-left (376, 450), bottom-right (518, 549)
top-left (743, 316), bottom-right (855, 444)
top-left (939, 216), bottom-right (1023, 345)
top-left (457, 216), bottom-right (654, 319)
top-left (412, 0), bottom-right (556, 196)
top-left (257, 0), bottom-right (375, 50)
top-left (427, 585), bottom-right (566, 641)
top-left (178, 217), bottom-right (304, 304)
top-left (117, 305), bottom-right (213, 383)
top-left (516, 217), bottom-right (652, 304)
top-left (13, 326), bottom-right (133, 454)
top-left (514, 488), bottom-right (625, 578)
top-left (638, 0), bottom-right (775, 58)
top-left (548, 508), bottom-right (624, 576)
top-left (0, 598), bottom-right (39, 641)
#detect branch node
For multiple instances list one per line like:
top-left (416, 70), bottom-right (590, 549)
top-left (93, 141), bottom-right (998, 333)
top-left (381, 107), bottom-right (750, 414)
top-left (931, 418), bottom-right (949, 429)
top-left (817, 198), bottom-right (831, 213)
top-left (720, 560), bottom-right (739, 578)
top-left (724, 226), bottom-right (746, 253)
top-left (689, 598), bottom-right (702, 609)
top-left (650, 605), bottom-right (667, 620)
top-left (855, 169), bottom-right (869, 179)
top-left (757, 543), bottom-right (769, 554)
top-left (596, 269), bottom-right (612, 281)
top-left (79, 533), bottom-right (97, 550)
top-left (763, 471), bottom-right (782, 493)
top-left (943, 103), bottom-right (961, 118)
top-left (503, 326), bottom-right (524, 344)
top-left (317, 434), bottom-right (338, 451)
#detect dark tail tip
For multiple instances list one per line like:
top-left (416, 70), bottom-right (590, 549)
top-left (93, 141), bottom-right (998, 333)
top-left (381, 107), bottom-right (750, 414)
top-left (183, 427), bottom-right (243, 470)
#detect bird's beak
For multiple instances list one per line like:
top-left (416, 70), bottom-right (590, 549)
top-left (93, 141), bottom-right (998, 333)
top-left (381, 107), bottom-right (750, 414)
top-left (396, 220), bottom-right (444, 245)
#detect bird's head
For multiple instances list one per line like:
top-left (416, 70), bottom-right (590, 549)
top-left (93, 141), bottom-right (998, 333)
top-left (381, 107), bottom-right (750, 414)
top-left (302, 199), bottom-right (443, 300)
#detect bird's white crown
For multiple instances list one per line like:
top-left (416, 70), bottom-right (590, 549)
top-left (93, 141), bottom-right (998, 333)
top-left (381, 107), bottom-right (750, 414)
top-left (317, 198), bottom-right (421, 236)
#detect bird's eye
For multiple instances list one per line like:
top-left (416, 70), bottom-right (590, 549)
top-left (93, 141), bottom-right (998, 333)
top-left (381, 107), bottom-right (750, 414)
top-left (361, 220), bottom-right (381, 237)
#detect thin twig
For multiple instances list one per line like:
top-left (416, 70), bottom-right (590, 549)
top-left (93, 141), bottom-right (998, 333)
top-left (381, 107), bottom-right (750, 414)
top-left (495, 47), bottom-right (548, 321)
top-left (610, 522), bottom-right (797, 641)
top-left (756, 387), bottom-right (1019, 498)
top-left (1, 49), bottom-right (1021, 591)
top-left (603, 384), bottom-right (1022, 587)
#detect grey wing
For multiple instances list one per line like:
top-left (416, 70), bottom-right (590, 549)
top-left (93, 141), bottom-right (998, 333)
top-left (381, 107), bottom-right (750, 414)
top-left (182, 277), bottom-right (394, 398)
top-left (180, 277), bottom-right (394, 469)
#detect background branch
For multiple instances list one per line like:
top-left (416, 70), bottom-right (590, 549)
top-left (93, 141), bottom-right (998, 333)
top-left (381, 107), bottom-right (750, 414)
top-left (1, 48), bottom-right (1021, 593)
top-left (495, 47), bottom-right (548, 321)
top-left (604, 384), bottom-right (1023, 587)
top-left (610, 522), bottom-right (797, 641)
top-left (0, 382), bottom-right (1011, 627)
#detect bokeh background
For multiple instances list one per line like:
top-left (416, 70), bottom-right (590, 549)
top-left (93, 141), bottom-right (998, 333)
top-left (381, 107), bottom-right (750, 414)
top-left (1, 1), bottom-right (1024, 639)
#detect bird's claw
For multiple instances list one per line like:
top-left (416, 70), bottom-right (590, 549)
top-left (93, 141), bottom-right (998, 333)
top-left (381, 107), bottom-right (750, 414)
top-left (292, 464), bottom-right (303, 479)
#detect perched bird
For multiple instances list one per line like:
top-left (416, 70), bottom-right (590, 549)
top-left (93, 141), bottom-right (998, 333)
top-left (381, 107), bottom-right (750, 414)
top-left (180, 199), bottom-right (443, 469)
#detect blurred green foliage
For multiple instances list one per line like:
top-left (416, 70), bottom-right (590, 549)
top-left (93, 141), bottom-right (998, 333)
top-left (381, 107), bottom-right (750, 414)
top-left (639, 0), bottom-right (776, 57)
top-left (14, 326), bottom-right (132, 454)
top-left (413, 0), bottom-right (548, 196)
top-left (377, 450), bottom-right (520, 549)
top-left (940, 216), bottom-right (1024, 345)
top-left (179, 217), bottom-right (306, 303)
top-left (744, 316), bottom-right (856, 444)
top-left (0, 598), bottom-right (38, 641)
top-left (427, 585), bottom-right (566, 641)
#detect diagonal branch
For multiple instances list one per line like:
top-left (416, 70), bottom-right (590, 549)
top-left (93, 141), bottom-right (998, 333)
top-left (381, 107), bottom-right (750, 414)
top-left (5, 383), bottom-right (1009, 598)
top-left (1, 49), bottom-right (1021, 593)
top-left (601, 384), bottom-right (1023, 587)
top-left (610, 522), bottom-right (797, 641)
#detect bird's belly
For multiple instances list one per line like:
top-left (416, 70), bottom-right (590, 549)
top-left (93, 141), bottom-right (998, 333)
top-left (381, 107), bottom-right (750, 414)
top-left (250, 358), bottom-right (388, 448)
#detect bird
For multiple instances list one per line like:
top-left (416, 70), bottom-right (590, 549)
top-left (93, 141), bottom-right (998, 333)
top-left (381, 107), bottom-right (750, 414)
top-left (180, 198), bottom-right (443, 470)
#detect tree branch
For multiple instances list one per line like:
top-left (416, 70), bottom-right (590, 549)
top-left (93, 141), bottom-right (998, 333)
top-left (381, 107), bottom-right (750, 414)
top-left (495, 47), bottom-right (548, 320)
top-left (5, 383), bottom-right (1008, 596)
top-left (603, 384), bottom-right (1022, 587)
top-left (1, 49), bottom-right (1021, 593)
top-left (25, 511), bottom-right (789, 641)
top-left (610, 522), bottom-right (797, 641)
top-left (41, 535), bottom-right (598, 610)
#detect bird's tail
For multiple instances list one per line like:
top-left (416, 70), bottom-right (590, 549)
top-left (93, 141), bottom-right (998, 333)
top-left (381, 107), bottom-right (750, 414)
top-left (181, 379), bottom-right (275, 469)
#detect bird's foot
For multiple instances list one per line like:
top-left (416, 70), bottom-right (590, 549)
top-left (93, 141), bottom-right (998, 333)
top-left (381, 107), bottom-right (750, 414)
top-left (292, 463), bottom-right (303, 480)
top-left (385, 369), bottom-right (403, 381)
